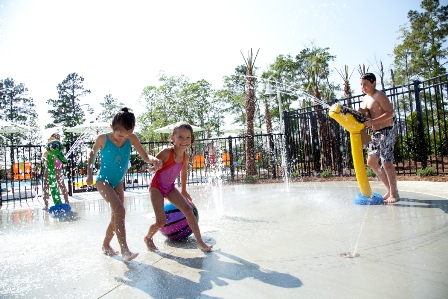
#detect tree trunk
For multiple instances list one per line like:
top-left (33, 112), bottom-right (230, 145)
top-left (245, 76), bottom-right (257, 176)
top-left (264, 101), bottom-right (272, 134)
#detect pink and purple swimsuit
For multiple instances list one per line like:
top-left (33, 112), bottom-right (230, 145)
top-left (150, 148), bottom-right (186, 197)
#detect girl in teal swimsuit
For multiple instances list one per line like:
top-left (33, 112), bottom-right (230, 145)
top-left (86, 108), bottom-right (162, 262)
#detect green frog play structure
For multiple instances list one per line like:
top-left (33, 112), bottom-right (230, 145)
top-left (328, 103), bottom-right (383, 205)
top-left (46, 140), bottom-right (71, 214)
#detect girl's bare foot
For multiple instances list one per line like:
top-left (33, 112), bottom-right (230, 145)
top-left (382, 191), bottom-right (390, 200)
top-left (42, 206), bottom-right (48, 211)
top-left (198, 241), bottom-right (213, 252)
top-left (122, 251), bottom-right (139, 262)
top-left (102, 245), bottom-right (119, 256)
top-left (144, 236), bottom-right (158, 251)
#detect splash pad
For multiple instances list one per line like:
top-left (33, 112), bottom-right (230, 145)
top-left (0, 181), bottom-right (447, 298)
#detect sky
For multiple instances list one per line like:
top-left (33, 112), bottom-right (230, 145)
top-left (0, 0), bottom-right (430, 130)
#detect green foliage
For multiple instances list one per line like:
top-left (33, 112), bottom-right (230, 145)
top-left (243, 175), bottom-right (257, 184)
top-left (46, 72), bottom-right (92, 130)
top-left (290, 172), bottom-right (301, 178)
top-left (417, 166), bottom-right (436, 176)
top-left (366, 167), bottom-right (376, 177)
top-left (219, 66), bottom-right (247, 126)
top-left (393, 0), bottom-right (448, 83)
top-left (319, 169), bottom-right (333, 178)
top-left (402, 111), bottom-right (429, 161)
top-left (437, 126), bottom-right (448, 156)
top-left (130, 154), bottom-right (145, 173)
top-left (137, 72), bottom-right (225, 142)
top-left (0, 78), bottom-right (40, 145)
top-left (97, 94), bottom-right (125, 122)
top-left (295, 44), bottom-right (337, 100)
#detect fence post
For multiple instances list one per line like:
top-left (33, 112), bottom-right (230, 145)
top-left (268, 133), bottom-right (276, 178)
top-left (334, 121), bottom-right (343, 176)
top-left (283, 110), bottom-right (292, 176)
top-left (413, 80), bottom-right (427, 169)
top-left (66, 141), bottom-right (73, 196)
top-left (228, 136), bottom-right (234, 181)
top-left (310, 112), bottom-right (321, 173)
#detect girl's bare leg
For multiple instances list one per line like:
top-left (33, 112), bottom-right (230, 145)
top-left (56, 168), bottom-right (69, 204)
top-left (96, 181), bottom-right (138, 261)
top-left (144, 188), bottom-right (166, 251)
top-left (42, 167), bottom-right (49, 210)
top-left (102, 221), bottom-right (118, 255)
top-left (167, 189), bottom-right (212, 252)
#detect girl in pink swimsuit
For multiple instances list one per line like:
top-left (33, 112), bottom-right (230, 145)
top-left (144, 122), bottom-right (213, 252)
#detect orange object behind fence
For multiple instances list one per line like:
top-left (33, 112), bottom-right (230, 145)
top-left (222, 153), bottom-right (230, 166)
top-left (13, 162), bottom-right (32, 180)
top-left (255, 152), bottom-right (262, 163)
top-left (192, 155), bottom-right (205, 169)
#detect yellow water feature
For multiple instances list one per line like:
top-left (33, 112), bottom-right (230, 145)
top-left (328, 103), bottom-right (372, 198)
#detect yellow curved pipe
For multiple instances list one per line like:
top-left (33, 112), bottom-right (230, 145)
top-left (329, 103), bottom-right (372, 198)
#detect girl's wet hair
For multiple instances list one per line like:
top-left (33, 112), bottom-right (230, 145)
top-left (112, 107), bottom-right (135, 131)
top-left (172, 122), bottom-right (195, 144)
top-left (360, 73), bottom-right (376, 83)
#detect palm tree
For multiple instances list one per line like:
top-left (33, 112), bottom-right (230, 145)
top-left (335, 65), bottom-right (355, 107)
top-left (241, 48), bottom-right (260, 176)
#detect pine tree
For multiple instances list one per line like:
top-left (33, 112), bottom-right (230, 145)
top-left (97, 94), bottom-right (124, 122)
top-left (0, 78), bottom-right (39, 145)
top-left (46, 73), bottom-right (91, 129)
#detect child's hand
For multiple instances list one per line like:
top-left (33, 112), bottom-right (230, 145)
top-left (364, 119), bottom-right (373, 128)
top-left (152, 157), bottom-right (162, 171)
top-left (86, 175), bottom-right (93, 186)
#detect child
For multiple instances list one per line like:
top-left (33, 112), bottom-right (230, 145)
top-left (86, 108), bottom-right (162, 262)
top-left (144, 122), bottom-right (213, 252)
top-left (42, 133), bottom-right (69, 210)
top-left (360, 73), bottom-right (399, 203)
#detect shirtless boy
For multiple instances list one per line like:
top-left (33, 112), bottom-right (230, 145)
top-left (360, 73), bottom-right (399, 203)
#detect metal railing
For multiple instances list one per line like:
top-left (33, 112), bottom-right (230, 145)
top-left (284, 74), bottom-right (448, 177)
top-left (0, 133), bottom-right (285, 202)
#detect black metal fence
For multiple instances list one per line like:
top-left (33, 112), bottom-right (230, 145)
top-left (0, 133), bottom-right (285, 202)
top-left (1, 74), bottom-right (447, 202)
top-left (284, 74), bottom-right (448, 177)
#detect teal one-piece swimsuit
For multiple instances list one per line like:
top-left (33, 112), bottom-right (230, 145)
top-left (96, 134), bottom-right (131, 188)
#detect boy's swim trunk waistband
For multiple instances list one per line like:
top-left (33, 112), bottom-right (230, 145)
top-left (373, 126), bottom-right (394, 133)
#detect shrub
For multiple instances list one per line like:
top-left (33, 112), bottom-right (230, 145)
top-left (243, 175), bottom-right (257, 184)
top-left (290, 172), bottom-right (301, 178)
top-left (319, 169), bottom-right (333, 178)
top-left (416, 166), bottom-right (436, 177)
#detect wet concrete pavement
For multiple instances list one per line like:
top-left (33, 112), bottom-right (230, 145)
top-left (0, 181), bottom-right (447, 298)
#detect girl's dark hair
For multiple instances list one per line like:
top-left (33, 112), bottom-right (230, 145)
top-left (172, 122), bottom-right (195, 144)
top-left (112, 107), bottom-right (135, 131)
